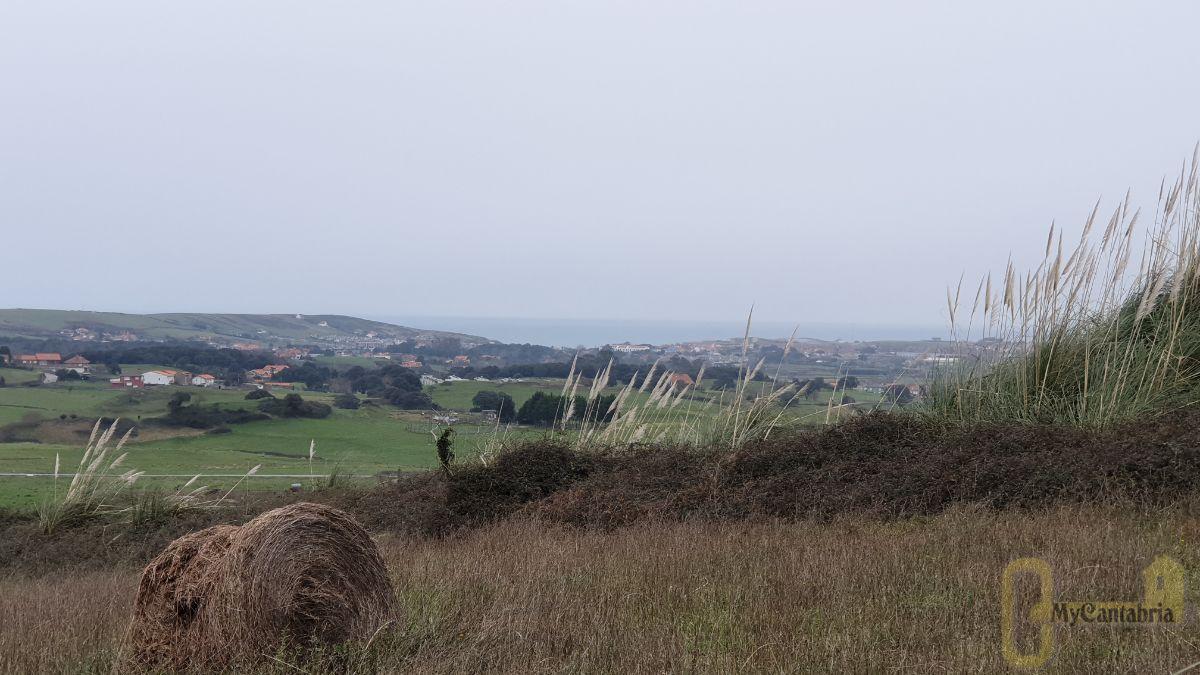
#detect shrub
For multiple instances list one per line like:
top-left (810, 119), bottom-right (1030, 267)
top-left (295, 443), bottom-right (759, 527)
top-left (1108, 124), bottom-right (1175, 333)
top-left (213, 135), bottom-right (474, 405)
top-left (382, 388), bottom-right (435, 410)
top-left (244, 389), bottom-right (274, 401)
top-left (157, 404), bottom-right (268, 430)
top-left (333, 393), bottom-right (360, 410)
top-left (258, 393), bottom-right (332, 419)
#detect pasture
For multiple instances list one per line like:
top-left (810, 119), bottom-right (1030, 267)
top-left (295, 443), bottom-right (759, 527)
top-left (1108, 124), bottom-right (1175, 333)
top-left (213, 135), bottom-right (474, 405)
top-left (0, 372), bottom-right (514, 508)
top-left (0, 366), bottom-right (881, 509)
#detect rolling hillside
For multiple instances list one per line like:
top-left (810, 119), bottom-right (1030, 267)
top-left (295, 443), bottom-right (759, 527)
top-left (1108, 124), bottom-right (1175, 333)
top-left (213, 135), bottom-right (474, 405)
top-left (0, 309), bottom-right (490, 346)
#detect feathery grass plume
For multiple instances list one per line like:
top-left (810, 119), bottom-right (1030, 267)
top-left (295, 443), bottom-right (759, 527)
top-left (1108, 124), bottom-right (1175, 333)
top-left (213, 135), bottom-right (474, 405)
top-left (308, 439), bottom-right (316, 482)
top-left (526, 307), bottom-right (798, 452)
top-left (38, 419), bottom-right (138, 534)
top-left (928, 144), bottom-right (1200, 428)
top-left (219, 464), bottom-right (261, 503)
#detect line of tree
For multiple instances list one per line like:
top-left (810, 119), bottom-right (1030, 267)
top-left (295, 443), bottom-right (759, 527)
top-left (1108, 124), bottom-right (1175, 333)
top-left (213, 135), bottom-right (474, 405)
top-left (387, 339), bottom-right (562, 364)
top-left (450, 358), bottom-right (755, 390)
top-left (515, 391), bottom-right (618, 427)
top-left (77, 344), bottom-right (274, 385)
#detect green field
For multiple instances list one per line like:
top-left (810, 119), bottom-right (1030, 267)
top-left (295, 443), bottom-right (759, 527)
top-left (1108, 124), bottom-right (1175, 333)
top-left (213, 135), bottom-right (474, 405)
top-left (0, 370), bottom-right (516, 508)
top-left (0, 365), bottom-right (884, 508)
top-left (428, 378), bottom-right (569, 410)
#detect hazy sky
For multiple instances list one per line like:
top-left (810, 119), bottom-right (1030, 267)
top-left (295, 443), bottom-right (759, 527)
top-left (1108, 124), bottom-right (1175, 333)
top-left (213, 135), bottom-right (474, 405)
top-left (2, 1), bottom-right (1199, 330)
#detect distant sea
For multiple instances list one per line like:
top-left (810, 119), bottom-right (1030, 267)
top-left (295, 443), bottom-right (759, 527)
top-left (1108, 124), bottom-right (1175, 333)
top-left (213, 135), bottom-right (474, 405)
top-left (371, 315), bottom-right (949, 348)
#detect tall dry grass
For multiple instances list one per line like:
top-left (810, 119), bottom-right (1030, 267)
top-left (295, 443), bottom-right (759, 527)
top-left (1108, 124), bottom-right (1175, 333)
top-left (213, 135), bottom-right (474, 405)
top-left (4, 504), bottom-right (1200, 673)
top-left (554, 309), bottom-right (800, 451)
top-left (35, 420), bottom-right (252, 532)
top-left (36, 420), bottom-right (141, 533)
top-left (930, 146), bottom-right (1200, 427)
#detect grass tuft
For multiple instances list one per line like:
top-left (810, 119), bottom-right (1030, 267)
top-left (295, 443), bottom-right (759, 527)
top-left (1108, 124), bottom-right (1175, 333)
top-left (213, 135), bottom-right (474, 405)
top-left (929, 146), bottom-right (1200, 428)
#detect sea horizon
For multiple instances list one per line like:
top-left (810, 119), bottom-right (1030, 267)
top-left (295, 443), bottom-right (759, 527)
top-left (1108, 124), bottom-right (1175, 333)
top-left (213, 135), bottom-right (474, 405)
top-left (371, 314), bottom-right (950, 348)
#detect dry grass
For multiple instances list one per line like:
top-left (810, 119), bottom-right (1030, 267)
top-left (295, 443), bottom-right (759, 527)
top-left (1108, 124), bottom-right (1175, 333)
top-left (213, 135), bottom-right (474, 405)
top-left (5, 503), bottom-right (1200, 673)
top-left (556, 309), bottom-right (801, 451)
top-left (932, 146), bottom-right (1200, 427)
top-left (36, 419), bottom-right (141, 534)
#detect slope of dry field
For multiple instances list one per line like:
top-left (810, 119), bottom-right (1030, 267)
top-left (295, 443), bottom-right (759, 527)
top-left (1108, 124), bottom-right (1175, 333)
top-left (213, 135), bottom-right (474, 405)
top-left (3, 503), bottom-right (1199, 673)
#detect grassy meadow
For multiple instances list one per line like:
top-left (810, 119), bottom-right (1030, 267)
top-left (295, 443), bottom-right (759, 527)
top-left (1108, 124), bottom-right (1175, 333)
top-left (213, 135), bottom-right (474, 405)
top-left (0, 375), bottom-right (508, 508)
top-left (0, 367), bottom-right (882, 508)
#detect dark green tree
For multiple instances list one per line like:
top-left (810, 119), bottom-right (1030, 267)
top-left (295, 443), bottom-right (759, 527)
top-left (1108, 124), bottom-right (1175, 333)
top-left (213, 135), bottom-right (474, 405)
top-left (471, 390), bottom-right (516, 422)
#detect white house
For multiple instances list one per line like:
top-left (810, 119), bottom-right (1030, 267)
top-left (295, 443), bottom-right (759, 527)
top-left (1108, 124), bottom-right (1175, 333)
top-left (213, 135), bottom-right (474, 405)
top-left (192, 373), bottom-right (218, 387)
top-left (141, 370), bottom-right (177, 386)
top-left (62, 355), bottom-right (92, 374)
top-left (609, 343), bottom-right (652, 353)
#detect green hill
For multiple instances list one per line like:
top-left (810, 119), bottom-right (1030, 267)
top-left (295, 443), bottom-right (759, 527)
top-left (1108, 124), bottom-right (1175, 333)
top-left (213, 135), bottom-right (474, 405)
top-left (0, 309), bottom-right (490, 346)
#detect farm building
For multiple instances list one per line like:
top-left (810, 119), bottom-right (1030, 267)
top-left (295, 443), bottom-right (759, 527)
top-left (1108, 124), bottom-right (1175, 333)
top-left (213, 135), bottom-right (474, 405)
top-left (142, 369), bottom-right (191, 386)
top-left (109, 375), bottom-right (144, 388)
top-left (40, 372), bottom-right (58, 384)
top-left (141, 370), bottom-right (174, 386)
top-left (16, 353), bottom-right (62, 367)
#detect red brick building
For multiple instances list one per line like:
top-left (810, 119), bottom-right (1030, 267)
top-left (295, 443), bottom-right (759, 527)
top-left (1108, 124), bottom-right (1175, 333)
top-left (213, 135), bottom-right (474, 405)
top-left (109, 375), bottom-right (144, 388)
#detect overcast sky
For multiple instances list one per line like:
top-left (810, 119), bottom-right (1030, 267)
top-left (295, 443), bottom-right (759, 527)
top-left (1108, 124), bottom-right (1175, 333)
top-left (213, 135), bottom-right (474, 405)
top-left (2, 1), bottom-right (1199, 330)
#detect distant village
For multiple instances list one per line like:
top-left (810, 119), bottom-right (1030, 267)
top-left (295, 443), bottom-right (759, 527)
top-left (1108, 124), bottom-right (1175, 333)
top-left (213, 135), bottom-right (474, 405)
top-left (1, 316), bottom-right (978, 398)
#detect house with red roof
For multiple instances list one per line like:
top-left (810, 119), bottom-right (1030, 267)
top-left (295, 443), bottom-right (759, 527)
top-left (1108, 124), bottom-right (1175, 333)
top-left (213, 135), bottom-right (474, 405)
top-left (669, 373), bottom-right (695, 389)
top-left (141, 369), bottom-right (192, 386)
top-left (247, 364), bottom-right (289, 382)
top-left (191, 373), bottom-right (219, 387)
top-left (16, 353), bottom-right (62, 367)
top-left (110, 375), bottom-right (144, 389)
top-left (63, 355), bottom-right (91, 374)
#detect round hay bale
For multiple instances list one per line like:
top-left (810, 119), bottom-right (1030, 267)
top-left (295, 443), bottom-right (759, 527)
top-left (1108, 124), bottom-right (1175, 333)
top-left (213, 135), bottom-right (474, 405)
top-left (126, 502), bottom-right (396, 670)
top-left (126, 524), bottom-right (238, 670)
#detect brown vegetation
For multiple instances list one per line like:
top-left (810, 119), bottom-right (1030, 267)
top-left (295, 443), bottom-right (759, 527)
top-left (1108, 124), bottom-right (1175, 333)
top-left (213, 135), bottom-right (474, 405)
top-left (3, 504), bottom-right (1200, 673)
top-left (126, 502), bottom-right (395, 671)
top-left (6, 411), bottom-right (1200, 572)
top-left (5, 411), bottom-right (1200, 671)
top-left (354, 411), bottom-right (1200, 534)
